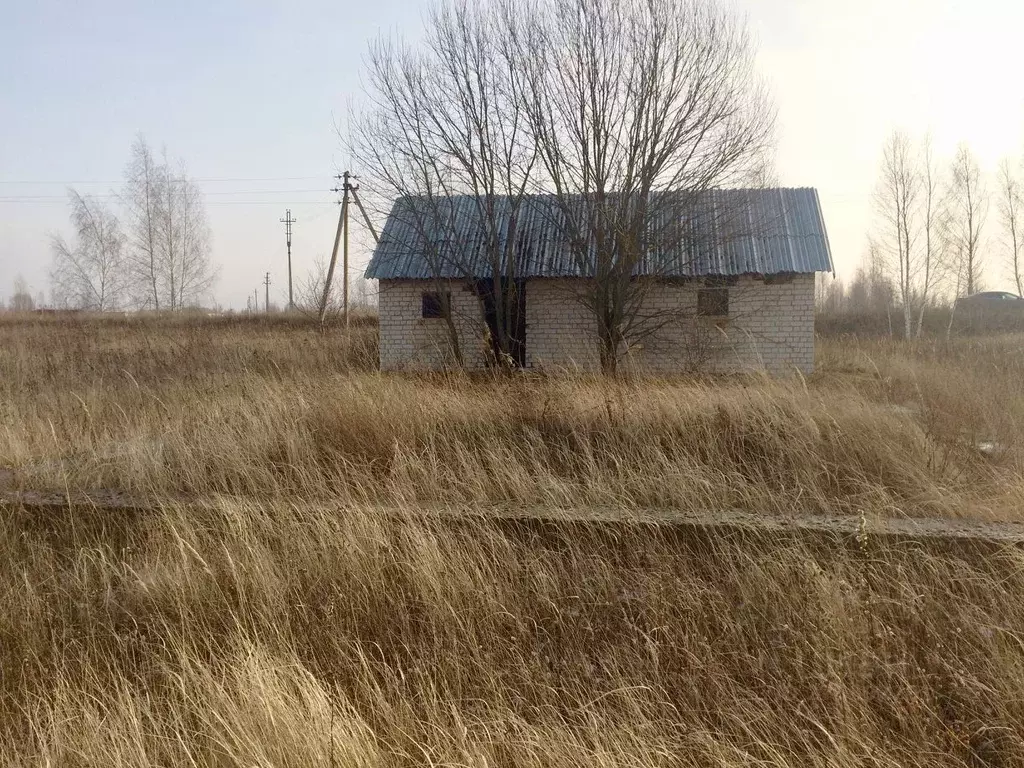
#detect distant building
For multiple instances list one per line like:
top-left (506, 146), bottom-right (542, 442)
top-left (365, 188), bottom-right (833, 374)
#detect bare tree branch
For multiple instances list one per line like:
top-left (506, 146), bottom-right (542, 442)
top-left (945, 143), bottom-right (988, 298)
top-left (122, 137), bottom-right (216, 310)
top-left (998, 157), bottom-right (1024, 297)
top-left (50, 190), bottom-right (126, 311)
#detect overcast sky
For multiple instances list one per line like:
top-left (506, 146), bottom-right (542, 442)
top-left (2, 0), bottom-right (1023, 308)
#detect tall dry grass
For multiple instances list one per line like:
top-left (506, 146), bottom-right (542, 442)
top-left (1, 314), bottom-right (1022, 519)
top-left (2, 499), bottom-right (1024, 765)
top-left (2, 315), bottom-right (1024, 764)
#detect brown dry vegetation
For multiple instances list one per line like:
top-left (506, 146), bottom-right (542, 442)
top-left (1, 314), bottom-right (1023, 518)
top-left (2, 313), bottom-right (1024, 765)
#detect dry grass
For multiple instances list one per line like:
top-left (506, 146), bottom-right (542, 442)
top-left (1, 314), bottom-right (1022, 519)
top-left (3, 500), bottom-right (1024, 766)
top-left (2, 314), bottom-right (1024, 765)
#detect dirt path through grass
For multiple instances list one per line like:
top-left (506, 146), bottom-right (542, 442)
top-left (4, 484), bottom-right (1023, 546)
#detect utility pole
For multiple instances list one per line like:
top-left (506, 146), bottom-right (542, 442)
top-left (254, 288), bottom-right (259, 313)
top-left (320, 171), bottom-right (379, 332)
top-left (323, 172), bottom-right (352, 329)
top-left (343, 172), bottom-right (350, 327)
top-left (264, 272), bottom-right (271, 313)
top-left (279, 209), bottom-right (296, 310)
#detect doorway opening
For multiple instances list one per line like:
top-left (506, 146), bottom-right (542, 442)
top-left (475, 279), bottom-right (526, 368)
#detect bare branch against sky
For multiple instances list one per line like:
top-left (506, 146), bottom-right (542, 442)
top-left (997, 157), bottom-right (1024, 296)
top-left (7, 1), bottom-right (1024, 307)
top-left (354, 0), bottom-right (775, 372)
top-left (50, 191), bottom-right (126, 311)
top-left (944, 144), bottom-right (989, 298)
top-left (512, 0), bottom-right (775, 371)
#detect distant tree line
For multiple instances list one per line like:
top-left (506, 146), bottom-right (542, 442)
top-left (852, 131), bottom-right (1024, 338)
top-left (2, 275), bottom-right (42, 313)
top-left (49, 137), bottom-right (216, 311)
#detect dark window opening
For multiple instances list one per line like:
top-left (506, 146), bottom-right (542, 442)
top-left (697, 288), bottom-right (729, 317)
top-left (421, 291), bottom-right (449, 319)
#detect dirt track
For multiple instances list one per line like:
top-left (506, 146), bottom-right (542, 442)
top-left (3, 484), bottom-right (1024, 546)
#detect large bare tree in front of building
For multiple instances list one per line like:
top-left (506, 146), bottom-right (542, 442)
top-left (516, 0), bottom-right (775, 372)
top-left (353, 0), bottom-right (538, 367)
top-left (353, 0), bottom-right (773, 372)
top-left (50, 191), bottom-right (126, 311)
top-left (945, 144), bottom-right (988, 297)
top-left (998, 158), bottom-right (1024, 296)
top-left (122, 137), bottom-right (216, 310)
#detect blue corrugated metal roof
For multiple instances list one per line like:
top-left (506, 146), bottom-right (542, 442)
top-left (365, 188), bottom-right (834, 280)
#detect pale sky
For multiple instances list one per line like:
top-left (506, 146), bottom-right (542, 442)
top-left (2, 0), bottom-right (1023, 308)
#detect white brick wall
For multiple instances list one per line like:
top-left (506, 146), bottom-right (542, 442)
top-left (630, 275), bottom-right (816, 374)
top-left (524, 280), bottom-right (600, 370)
top-left (379, 275), bottom-right (817, 374)
top-left (378, 279), bottom-right (487, 370)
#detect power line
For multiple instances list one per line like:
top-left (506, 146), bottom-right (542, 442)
top-left (0, 199), bottom-right (337, 206)
top-left (0, 188), bottom-right (327, 200)
top-left (0, 175), bottom-right (325, 185)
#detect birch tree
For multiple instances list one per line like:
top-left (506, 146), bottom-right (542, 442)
top-left (50, 191), bottom-right (126, 311)
top-left (916, 135), bottom-right (940, 336)
top-left (998, 158), bottom-right (1024, 296)
top-left (162, 159), bottom-right (215, 310)
top-left (122, 138), bottom-right (216, 310)
top-left (124, 136), bottom-right (163, 309)
top-left (946, 144), bottom-right (987, 297)
top-left (9, 275), bottom-right (35, 312)
top-left (874, 131), bottom-right (919, 338)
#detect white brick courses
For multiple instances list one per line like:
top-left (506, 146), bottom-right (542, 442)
top-left (379, 274), bottom-right (816, 374)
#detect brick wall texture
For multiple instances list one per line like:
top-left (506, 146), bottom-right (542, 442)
top-left (378, 275), bottom-right (816, 374)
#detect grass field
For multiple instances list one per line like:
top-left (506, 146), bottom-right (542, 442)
top-left (2, 313), bottom-right (1024, 765)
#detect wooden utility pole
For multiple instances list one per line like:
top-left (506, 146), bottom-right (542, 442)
top-left (279, 209), bottom-right (296, 310)
top-left (264, 272), bottom-right (271, 313)
top-left (342, 171), bottom-right (351, 327)
top-left (319, 171), bottom-right (380, 332)
top-left (320, 181), bottom-right (349, 331)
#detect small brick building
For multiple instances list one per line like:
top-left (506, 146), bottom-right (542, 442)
top-left (366, 188), bottom-right (833, 374)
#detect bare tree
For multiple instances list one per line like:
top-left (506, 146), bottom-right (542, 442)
top-left (164, 161), bottom-right (216, 309)
top-left (916, 135), bottom-right (940, 336)
top-left (122, 138), bottom-right (216, 310)
top-left (50, 191), bottom-right (126, 311)
top-left (354, 0), bottom-right (772, 373)
top-left (998, 158), bottom-right (1024, 296)
top-left (873, 131), bottom-right (921, 339)
top-left (9, 275), bottom-right (34, 312)
top-left (353, 0), bottom-right (538, 367)
top-left (516, 0), bottom-right (776, 372)
top-left (297, 255), bottom-right (345, 321)
top-left (123, 136), bottom-right (163, 310)
top-left (945, 144), bottom-right (987, 297)
top-left (815, 273), bottom-right (846, 314)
